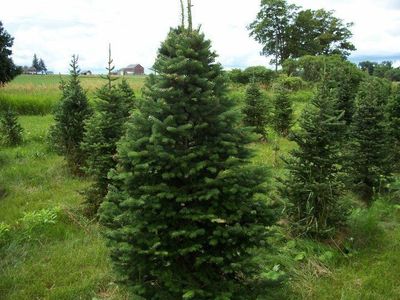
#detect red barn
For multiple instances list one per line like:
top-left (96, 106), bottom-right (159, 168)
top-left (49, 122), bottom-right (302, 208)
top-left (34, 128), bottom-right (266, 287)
top-left (118, 64), bottom-right (144, 75)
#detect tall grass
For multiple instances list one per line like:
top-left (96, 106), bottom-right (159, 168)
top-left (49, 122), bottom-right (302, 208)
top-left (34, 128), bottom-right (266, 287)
top-left (0, 75), bottom-right (146, 115)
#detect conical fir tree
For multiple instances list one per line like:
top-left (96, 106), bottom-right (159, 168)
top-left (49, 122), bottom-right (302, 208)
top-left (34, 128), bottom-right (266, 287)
top-left (100, 5), bottom-right (274, 299)
top-left (348, 77), bottom-right (391, 202)
top-left (0, 109), bottom-right (23, 146)
top-left (386, 85), bottom-right (400, 170)
top-left (49, 55), bottom-right (92, 175)
top-left (273, 86), bottom-right (292, 136)
top-left (242, 82), bottom-right (269, 140)
top-left (81, 46), bottom-right (135, 216)
top-left (282, 80), bottom-right (346, 237)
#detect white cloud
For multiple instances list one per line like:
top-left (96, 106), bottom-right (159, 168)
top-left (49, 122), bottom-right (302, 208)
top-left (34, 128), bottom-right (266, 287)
top-left (2, 0), bottom-right (400, 73)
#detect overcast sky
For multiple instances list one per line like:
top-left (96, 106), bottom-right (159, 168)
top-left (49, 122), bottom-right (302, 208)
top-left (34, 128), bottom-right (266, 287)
top-left (2, 0), bottom-right (400, 73)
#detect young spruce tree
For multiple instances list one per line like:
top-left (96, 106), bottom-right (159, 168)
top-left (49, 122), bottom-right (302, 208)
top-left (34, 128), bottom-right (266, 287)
top-left (100, 2), bottom-right (275, 298)
top-left (273, 86), bottom-right (292, 136)
top-left (49, 55), bottom-right (92, 175)
top-left (81, 46), bottom-right (135, 216)
top-left (282, 79), bottom-right (346, 237)
top-left (348, 77), bottom-right (391, 202)
top-left (386, 86), bottom-right (400, 170)
top-left (242, 82), bottom-right (269, 140)
top-left (0, 109), bottom-right (23, 146)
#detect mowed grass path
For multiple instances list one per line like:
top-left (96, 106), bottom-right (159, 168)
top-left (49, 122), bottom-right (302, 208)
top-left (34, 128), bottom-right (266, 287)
top-left (0, 75), bottom-right (146, 115)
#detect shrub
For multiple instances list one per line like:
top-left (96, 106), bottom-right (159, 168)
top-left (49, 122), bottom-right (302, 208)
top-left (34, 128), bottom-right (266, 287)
top-left (273, 75), bottom-right (306, 92)
top-left (228, 66), bottom-right (276, 85)
top-left (243, 66), bottom-right (276, 85)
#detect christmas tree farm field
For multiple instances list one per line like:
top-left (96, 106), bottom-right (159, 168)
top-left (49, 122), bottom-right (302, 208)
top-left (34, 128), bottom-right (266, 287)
top-left (1, 115), bottom-right (400, 299)
top-left (0, 75), bottom-right (146, 115)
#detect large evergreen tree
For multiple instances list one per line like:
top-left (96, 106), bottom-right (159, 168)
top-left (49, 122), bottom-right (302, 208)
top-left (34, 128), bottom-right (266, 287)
top-left (348, 77), bottom-right (391, 202)
top-left (242, 82), bottom-right (269, 140)
top-left (81, 47), bottom-right (135, 216)
top-left (0, 21), bottom-right (20, 85)
top-left (100, 3), bottom-right (275, 298)
top-left (49, 55), bottom-right (92, 175)
top-left (282, 80), bottom-right (346, 237)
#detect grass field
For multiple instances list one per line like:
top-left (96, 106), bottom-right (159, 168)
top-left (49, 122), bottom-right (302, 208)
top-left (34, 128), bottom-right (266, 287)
top-left (0, 75), bottom-right (146, 115)
top-left (1, 75), bottom-right (400, 299)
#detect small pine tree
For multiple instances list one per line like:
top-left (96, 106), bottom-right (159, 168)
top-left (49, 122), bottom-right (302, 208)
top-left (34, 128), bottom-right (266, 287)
top-left (348, 77), bottom-right (391, 202)
top-left (49, 55), bottom-right (92, 175)
top-left (0, 109), bottom-right (23, 146)
top-left (242, 82), bottom-right (269, 140)
top-left (81, 46), bottom-right (135, 216)
top-left (99, 3), bottom-right (275, 298)
top-left (282, 80), bottom-right (346, 237)
top-left (273, 86), bottom-right (293, 136)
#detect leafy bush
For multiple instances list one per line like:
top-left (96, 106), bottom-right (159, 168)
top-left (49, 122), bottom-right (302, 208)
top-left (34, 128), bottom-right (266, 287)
top-left (228, 68), bottom-right (248, 84)
top-left (228, 66), bottom-right (276, 85)
top-left (243, 66), bottom-right (276, 84)
top-left (283, 55), bottom-right (364, 85)
top-left (273, 75), bottom-right (306, 92)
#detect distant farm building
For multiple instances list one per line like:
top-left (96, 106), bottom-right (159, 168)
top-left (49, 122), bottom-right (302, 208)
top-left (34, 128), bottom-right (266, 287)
top-left (81, 70), bottom-right (92, 75)
top-left (23, 66), bottom-right (37, 74)
top-left (118, 64), bottom-right (144, 76)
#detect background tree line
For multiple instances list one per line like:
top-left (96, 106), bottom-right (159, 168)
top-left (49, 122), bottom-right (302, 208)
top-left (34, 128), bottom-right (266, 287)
top-left (248, 0), bottom-right (355, 70)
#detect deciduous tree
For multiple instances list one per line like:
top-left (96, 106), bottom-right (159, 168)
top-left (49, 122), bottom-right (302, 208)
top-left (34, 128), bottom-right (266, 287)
top-left (249, 0), bottom-right (355, 68)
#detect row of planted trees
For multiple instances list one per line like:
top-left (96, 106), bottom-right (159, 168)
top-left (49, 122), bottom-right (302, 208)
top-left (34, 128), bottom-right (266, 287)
top-left (46, 3), bottom-right (400, 300)
top-left (243, 59), bottom-right (399, 238)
